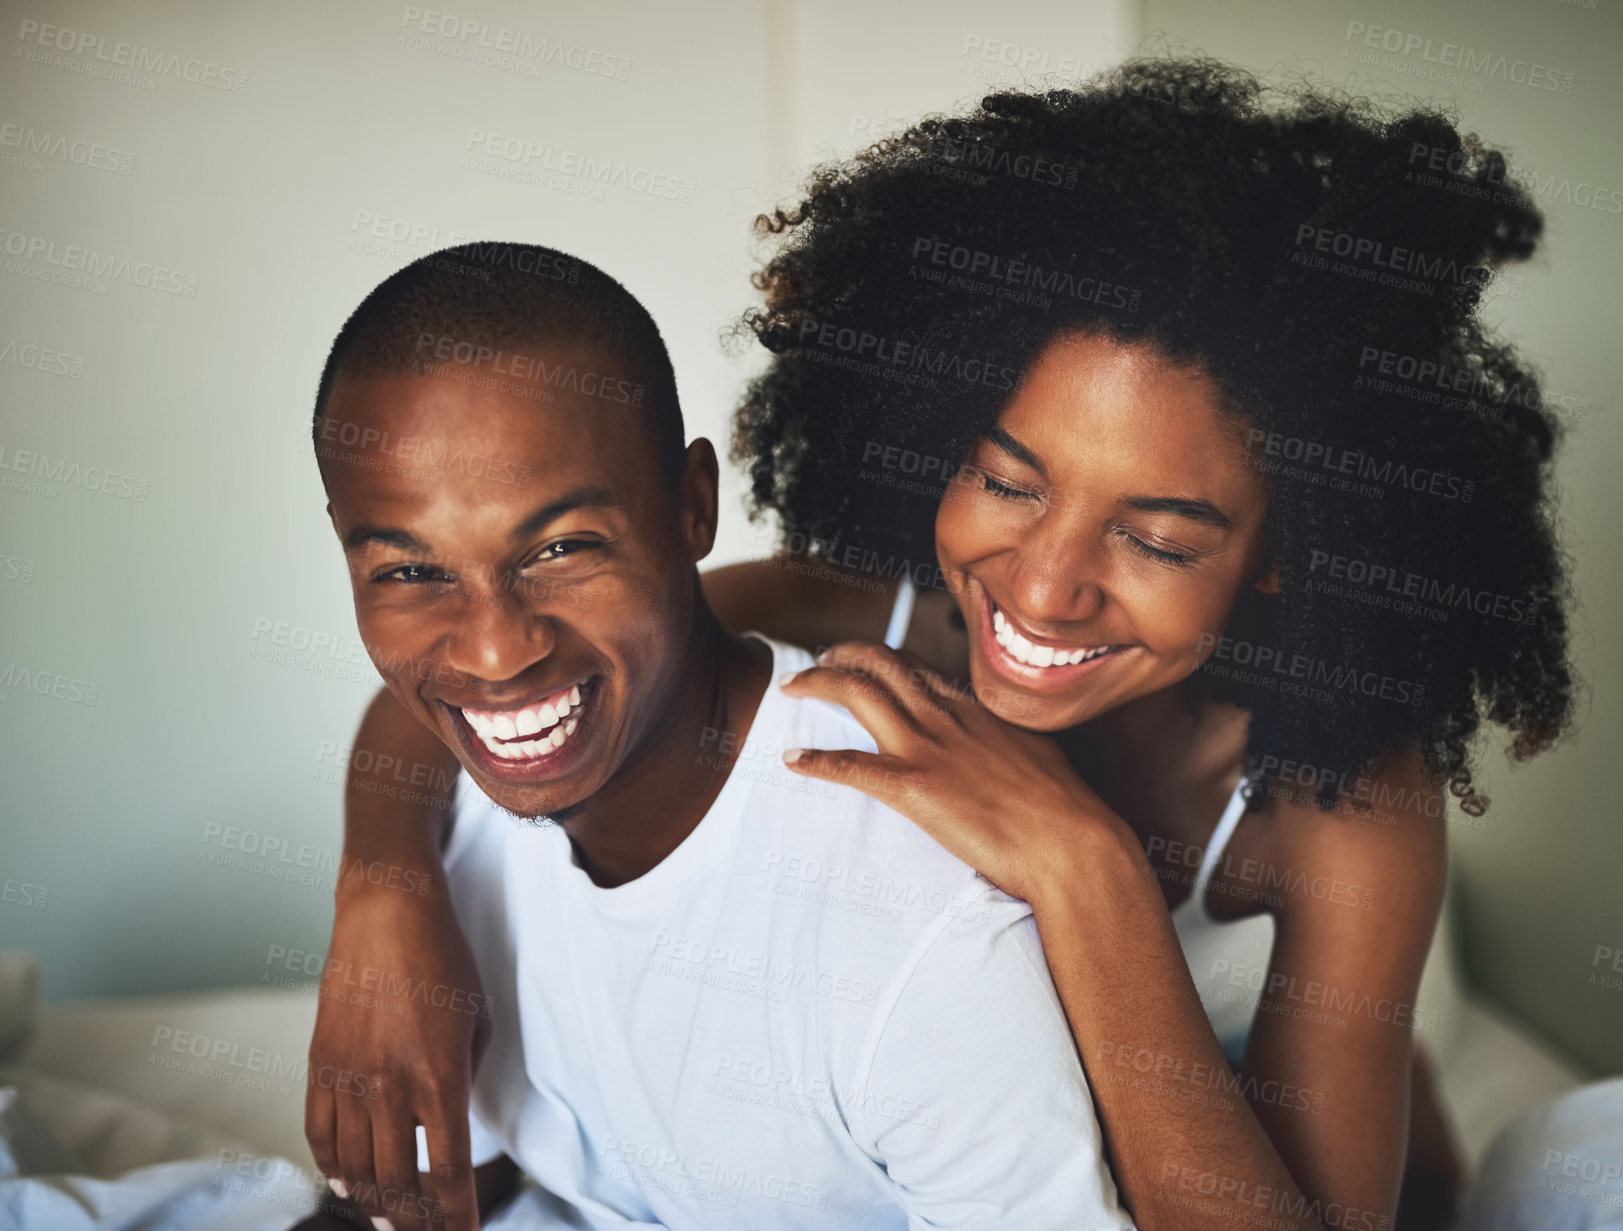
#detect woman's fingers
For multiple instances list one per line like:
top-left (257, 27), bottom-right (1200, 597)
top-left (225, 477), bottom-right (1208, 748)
top-left (780, 667), bottom-right (918, 750)
top-left (816, 642), bottom-right (965, 705)
top-left (781, 644), bottom-right (959, 753)
top-left (782, 746), bottom-right (920, 810)
top-left (809, 640), bottom-right (988, 731)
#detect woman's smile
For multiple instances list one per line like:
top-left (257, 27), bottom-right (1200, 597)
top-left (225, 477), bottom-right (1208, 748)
top-left (976, 588), bottom-right (1127, 693)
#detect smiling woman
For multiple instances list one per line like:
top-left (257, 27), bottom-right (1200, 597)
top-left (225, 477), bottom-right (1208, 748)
top-left (734, 58), bottom-right (1572, 817)
top-left (730, 56), bottom-right (1576, 1230)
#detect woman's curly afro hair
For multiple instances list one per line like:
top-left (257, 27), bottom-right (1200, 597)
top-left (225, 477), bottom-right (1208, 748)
top-left (732, 58), bottom-right (1576, 815)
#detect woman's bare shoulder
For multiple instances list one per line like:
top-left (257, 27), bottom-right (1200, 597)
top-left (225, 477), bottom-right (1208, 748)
top-left (1228, 746), bottom-right (1448, 924)
top-left (702, 557), bottom-right (898, 652)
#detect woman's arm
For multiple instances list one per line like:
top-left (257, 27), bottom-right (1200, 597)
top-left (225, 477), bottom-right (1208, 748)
top-left (1031, 764), bottom-right (1444, 1230)
top-left (781, 643), bottom-right (1446, 1231)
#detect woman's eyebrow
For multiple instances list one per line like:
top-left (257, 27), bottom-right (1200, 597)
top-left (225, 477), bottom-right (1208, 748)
top-left (987, 426), bottom-right (1046, 475)
top-left (1123, 495), bottom-right (1233, 529)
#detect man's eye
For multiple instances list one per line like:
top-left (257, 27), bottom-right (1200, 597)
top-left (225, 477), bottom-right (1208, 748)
top-left (375, 563), bottom-right (448, 584)
top-left (538, 538), bottom-right (597, 560)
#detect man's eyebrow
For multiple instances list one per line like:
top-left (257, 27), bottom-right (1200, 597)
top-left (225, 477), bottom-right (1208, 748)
top-left (986, 426), bottom-right (1046, 475)
top-left (512, 486), bottom-right (619, 540)
top-left (343, 525), bottom-right (426, 552)
top-left (341, 487), bottom-right (621, 553)
top-left (1123, 495), bottom-right (1234, 529)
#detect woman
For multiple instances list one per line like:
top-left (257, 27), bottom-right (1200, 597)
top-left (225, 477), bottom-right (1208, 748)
top-left (307, 61), bottom-right (1574, 1230)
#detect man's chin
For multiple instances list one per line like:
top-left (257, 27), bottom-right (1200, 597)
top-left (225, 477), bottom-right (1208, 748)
top-left (470, 772), bottom-right (588, 824)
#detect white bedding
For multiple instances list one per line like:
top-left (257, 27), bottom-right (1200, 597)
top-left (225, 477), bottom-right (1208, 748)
top-left (0, 955), bottom-right (320, 1229)
top-left (0, 888), bottom-right (1592, 1229)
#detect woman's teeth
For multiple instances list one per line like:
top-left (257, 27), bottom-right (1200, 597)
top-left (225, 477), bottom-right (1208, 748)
top-left (991, 607), bottom-right (1110, 668)
top-left (462, 685), bottom-right (583, 760)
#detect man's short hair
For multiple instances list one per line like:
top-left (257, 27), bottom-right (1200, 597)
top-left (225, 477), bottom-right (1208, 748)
top-left (313, 241), bottom-right (684, 480)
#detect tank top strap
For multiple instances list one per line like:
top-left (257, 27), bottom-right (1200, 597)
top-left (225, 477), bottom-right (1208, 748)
top-left (1189, 777), bottom-right (1250, 914)
top-left (883, 574), bottom-right (917, 651)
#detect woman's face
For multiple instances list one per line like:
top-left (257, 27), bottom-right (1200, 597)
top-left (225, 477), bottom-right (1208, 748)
top-left (935, 331), bottom-right (1275, 732)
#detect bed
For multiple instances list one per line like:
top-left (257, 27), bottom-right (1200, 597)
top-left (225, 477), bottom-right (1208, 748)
top-left (0, 890), bottom-right (1591, 1227)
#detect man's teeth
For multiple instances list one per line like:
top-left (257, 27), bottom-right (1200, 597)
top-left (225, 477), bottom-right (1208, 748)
top-left (462, 686), bottom-right (584, 760)
top-left (991, 607), bottom-right (1110, 667)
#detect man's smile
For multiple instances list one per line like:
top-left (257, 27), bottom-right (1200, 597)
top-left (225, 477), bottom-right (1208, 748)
top-left (443, 676), bottom-right (601, 783)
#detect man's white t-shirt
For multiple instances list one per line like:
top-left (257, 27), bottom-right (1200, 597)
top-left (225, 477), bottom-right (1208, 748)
top-left (432, 637), bottom-right (1130, 1230)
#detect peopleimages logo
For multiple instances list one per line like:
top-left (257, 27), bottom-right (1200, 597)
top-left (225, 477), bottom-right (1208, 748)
top-left (0, 443), bottom-right (149, 500)
top-left (1342, 20), bottom-right (1575, 96)
top-left (414, 332), bottom-right (645, 404)
top-left (1307, 549), bottom-right (1538, 626)
top-left (0, 337), bottom-right (85, 378)
top-left (0, 227), bottom-right (199, 297)
top-left (1197, 632), bottom-right (1425, 708)
top-left (15, 18), bottom-right (250, 92)
top-left (1294, 224), bottom-right (1491, 290)
top-left (0, 121), bottom-right (134, 173)
top-left (1246, 428), bottom-right (1474, 503)
top-left (793, 318), bottom-right (1017, 391)
top-left (909, 235), bottom-right (1141, 312)
top-left (462, 129), bottom-right (694, 202)
top-left (399, 6), bottom-right (632, 80)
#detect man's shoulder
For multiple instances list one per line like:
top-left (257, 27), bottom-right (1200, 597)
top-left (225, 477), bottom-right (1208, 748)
top-left (749, 639), bottom-right (1010, 922)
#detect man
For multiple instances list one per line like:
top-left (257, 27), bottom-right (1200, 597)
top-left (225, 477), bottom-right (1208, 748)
top-left (296, 241), bottom-right (1129, 1230)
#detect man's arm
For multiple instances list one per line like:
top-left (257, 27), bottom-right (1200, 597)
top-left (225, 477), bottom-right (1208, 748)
top-left (344, 685), bottom-right (461, 859)
top-left (850, 890), bottom-right (1133, 1230)
top-left (305, 686), bottom-right (486, 1231)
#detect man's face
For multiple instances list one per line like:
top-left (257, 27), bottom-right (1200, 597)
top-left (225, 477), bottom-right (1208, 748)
top-left (321, 344), bottom-right (710, 820)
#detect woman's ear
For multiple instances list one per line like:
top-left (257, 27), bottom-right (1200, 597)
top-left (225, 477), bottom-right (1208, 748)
top-left (1254, 562), bottom-right (1282, 595)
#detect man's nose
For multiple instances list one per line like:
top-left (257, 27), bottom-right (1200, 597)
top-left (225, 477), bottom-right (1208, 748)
top-left (441, 587), bottom-right (557, 684)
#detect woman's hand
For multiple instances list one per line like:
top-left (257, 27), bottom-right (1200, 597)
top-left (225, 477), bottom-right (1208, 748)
top-left (305, 873), bottom-right (489, 1231)
top-left (778, 641), bottom-right (1118, 904)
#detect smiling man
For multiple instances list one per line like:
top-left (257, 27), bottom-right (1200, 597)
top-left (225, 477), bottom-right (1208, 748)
top-left (298, 242), bottom-right (1130, 1231)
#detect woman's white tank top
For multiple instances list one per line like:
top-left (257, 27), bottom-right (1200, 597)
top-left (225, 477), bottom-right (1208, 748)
top-left (883, 576), bottom-right (1275, 1058)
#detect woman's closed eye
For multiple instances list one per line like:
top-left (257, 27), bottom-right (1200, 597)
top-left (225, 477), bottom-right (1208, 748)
top-left (1117, 529), bottom-right (1194, 567)
top-left (981, 471), bottom-right (1039, 502)
top-left (976, 465), bottom-right (1200, 566)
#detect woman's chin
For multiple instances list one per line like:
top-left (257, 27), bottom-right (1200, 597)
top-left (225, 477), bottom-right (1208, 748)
top-left (969, 668), bottom-right (1101, 733)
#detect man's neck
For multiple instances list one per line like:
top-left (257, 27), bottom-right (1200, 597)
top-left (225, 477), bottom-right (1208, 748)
top-left (561, 605), bottom-right (772, 888)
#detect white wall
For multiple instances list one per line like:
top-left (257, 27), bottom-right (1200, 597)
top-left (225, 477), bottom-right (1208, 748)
top-left (1140, 0), bottom-right (1623, 1074)
top-left (0, 1), bottom-right (1134, 999)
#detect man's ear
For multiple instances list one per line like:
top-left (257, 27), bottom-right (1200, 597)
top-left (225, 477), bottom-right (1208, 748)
top-left (1254, 560), bottom-right (1282, 595)
top-left (678, 439), bottom-right (720, 565)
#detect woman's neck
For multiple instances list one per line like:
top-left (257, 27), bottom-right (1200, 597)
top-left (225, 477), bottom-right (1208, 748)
top-left (1061, 687), bottom-right (1250, 827)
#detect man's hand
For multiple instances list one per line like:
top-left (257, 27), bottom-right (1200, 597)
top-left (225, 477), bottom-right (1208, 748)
top-left (304, 875), bottom-right (489, 1230)
top-left (289, 1158), bottom-right (521, 1231)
